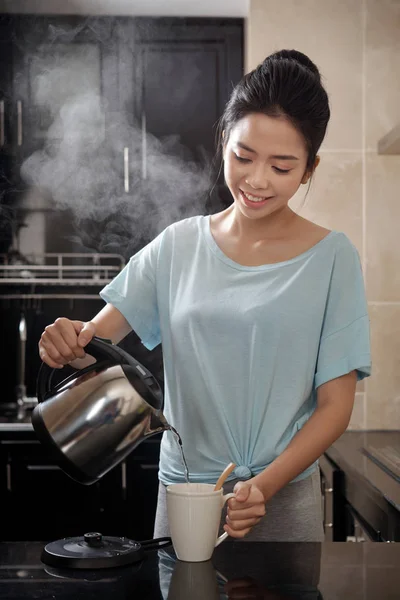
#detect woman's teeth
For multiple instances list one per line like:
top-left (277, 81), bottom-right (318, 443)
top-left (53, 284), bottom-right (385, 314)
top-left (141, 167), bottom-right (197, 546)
top-left (242, 191), bottom-right (267, 202)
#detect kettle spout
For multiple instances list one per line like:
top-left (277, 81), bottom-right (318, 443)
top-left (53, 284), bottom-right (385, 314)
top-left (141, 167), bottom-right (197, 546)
top-left (147, 409), bottom-right (170, 437)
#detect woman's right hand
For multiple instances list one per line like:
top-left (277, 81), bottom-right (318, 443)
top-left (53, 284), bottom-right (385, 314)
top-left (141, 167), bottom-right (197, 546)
top-left (38, 317), bottom-right (96, 369)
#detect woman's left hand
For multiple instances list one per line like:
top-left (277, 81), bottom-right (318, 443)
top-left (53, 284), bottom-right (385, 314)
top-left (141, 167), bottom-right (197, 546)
top-left (224, 480), bottom-right (266, 538)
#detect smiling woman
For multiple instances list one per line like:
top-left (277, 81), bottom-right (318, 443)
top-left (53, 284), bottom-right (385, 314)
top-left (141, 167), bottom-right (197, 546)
top-left (223, 113), bottom-right (310, 217)
top-left (38, 49), bottom-right (372, 544)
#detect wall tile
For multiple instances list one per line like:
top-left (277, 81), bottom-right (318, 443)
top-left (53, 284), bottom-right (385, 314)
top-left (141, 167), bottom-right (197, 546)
top-left (247, 0), bottom-right (363, 150)
top-left (366, 304), bottom-right (400, 429)
top-left (290, 152), bottom-right (363, 256)
top-left (365, 0), bottom-right (400, 151)
top-left (247, 0), bottom-right (399, 430)
top-left (366, 155), bottom-right (400, 301)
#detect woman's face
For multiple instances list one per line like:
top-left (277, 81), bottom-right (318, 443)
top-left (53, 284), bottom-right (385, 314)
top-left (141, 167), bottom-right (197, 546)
top-left (223, 113), bottom-right (316, 221)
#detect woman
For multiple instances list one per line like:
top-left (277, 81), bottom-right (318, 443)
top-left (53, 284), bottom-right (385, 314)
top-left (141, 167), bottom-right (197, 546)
top-left (38, 49), bottom-right (371, 542)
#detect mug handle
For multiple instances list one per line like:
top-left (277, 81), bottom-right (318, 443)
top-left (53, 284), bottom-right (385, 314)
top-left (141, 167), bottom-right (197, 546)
top-left (215, 492), bottom-right (236, 547)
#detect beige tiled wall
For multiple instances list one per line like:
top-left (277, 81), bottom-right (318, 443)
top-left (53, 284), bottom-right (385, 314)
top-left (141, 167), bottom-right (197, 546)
top-left (247, 0), bottom-right (400, 429)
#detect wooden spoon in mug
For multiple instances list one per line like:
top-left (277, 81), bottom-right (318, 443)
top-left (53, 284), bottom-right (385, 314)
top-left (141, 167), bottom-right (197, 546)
top-left (214, 462), bottom-right (236, 491)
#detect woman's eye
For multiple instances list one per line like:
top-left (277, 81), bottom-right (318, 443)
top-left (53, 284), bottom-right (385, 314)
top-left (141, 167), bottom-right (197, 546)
top-left (273, 167), bottom-right (291, 174)
top-left (234, 154), bottom-right (251, 163)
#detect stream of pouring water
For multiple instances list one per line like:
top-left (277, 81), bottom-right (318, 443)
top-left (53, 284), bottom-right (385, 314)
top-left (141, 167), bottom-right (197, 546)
top-left (157, 413), bottom-right (190, 483)
top-left (169, 425), bottom-right (190, 484)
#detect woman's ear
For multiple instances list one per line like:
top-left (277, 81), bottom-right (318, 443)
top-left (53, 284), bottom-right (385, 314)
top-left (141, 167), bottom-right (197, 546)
top-left (301, 155), bottom-right (320, 184)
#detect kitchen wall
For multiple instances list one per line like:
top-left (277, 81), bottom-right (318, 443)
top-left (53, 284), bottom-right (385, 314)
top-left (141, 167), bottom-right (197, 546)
top-left (247, 0), bottom-right (400, 429)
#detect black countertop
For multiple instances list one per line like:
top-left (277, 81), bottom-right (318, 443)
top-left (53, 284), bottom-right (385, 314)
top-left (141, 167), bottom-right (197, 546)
top-left (1, 539), bottom-right (399, 599)
top-left (2, 407), bottom-right (398, 512)
top-left (325, 431), bottom-right (400, 512)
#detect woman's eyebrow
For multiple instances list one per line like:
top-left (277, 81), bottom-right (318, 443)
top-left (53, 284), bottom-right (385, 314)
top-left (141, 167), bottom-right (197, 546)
top-left (236, 142), bottom-right (299, 160)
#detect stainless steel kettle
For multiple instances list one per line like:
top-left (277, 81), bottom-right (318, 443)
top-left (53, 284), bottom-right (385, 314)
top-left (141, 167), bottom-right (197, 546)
top-left (32, 336), bottom-right (169, 485)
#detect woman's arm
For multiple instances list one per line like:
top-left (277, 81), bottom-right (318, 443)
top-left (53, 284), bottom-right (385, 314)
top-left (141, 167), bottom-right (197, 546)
top-left (252, 370), bottom-right (357, 501)
top-left (90, 303), bottom-right (132, 344)
top-left (223, 371), bottom-right (358, 538)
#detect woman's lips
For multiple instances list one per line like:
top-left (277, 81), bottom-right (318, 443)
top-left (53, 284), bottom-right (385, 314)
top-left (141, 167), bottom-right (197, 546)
top-left (239, 189), bottom-right (274, 208)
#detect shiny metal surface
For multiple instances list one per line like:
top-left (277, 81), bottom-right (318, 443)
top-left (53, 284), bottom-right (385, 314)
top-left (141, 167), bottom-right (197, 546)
top-left (17, 100), bottom-right (22, 146)
top-left (124, 147), bottom-right (129, 192)
top-left (36, 364), bottom-right (168, 481)
top-left (142, 112), bottom-right (147, 179)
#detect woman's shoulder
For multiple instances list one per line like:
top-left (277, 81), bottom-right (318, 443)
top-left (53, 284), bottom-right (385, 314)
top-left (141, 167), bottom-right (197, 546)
top-left (163, 214), bottom-right (205, 240)
top-left (296, 217), bottom-right (358, 255)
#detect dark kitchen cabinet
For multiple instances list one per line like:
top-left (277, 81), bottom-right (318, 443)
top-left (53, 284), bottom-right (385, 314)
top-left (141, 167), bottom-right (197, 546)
top-left (0, 15), bottom-right (243, 257)
top-left (126, 19), bottom-right (242, 175)
top-left (0, 16), bottom-right (14, 253)
top-left (0, 428), bottom-right (161, 542)
top-left (2, 16), bottom-right (120, 174)
top-left (0, 14), bottom-right (125, 255)
top-left (126, 18), bottom-right (242, 216)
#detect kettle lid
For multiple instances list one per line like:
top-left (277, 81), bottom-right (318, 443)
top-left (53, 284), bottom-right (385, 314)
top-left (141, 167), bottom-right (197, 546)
top-left (41, 533), bottom-right (144, 569)
top-left (41, 532), bottom-right (172, 569)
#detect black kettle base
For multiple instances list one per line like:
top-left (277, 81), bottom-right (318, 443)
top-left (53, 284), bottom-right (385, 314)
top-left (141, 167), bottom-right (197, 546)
top-left (41, 532), bottom-right (171, 569)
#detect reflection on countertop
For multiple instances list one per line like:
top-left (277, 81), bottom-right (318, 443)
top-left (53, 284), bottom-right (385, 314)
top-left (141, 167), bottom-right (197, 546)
top-left (326, 430), bottom-right (400, 512)
top-left (0, 540), bottom-right (399, 600)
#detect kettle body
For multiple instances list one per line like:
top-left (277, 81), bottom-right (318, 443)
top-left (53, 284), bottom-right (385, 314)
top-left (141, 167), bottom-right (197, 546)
top-left (32, 337), bottom-right (169, 484)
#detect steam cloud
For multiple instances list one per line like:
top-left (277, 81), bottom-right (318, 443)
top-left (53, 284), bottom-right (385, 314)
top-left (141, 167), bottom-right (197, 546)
top-left (17, 22), bottom-right (219, 257)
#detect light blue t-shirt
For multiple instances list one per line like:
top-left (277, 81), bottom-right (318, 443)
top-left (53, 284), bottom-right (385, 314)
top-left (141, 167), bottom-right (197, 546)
top-left (100, 215), bottom-right (371, 485)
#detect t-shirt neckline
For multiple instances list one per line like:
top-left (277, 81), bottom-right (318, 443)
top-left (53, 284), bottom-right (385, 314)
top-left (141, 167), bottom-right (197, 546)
top-left (201, 215), bottom-right (337, 272)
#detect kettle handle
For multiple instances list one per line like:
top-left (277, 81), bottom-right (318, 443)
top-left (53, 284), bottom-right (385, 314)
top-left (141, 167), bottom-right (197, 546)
top-left (36, 336), bottom-right (129, 402)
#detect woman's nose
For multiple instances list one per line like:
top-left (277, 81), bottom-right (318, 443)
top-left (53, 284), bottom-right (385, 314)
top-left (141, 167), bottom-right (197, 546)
top-left (245, 166), bottom-right (269, 190)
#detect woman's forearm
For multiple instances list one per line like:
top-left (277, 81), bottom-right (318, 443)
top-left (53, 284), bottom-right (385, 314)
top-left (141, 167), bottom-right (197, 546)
top-left (253, 401), bottom-right (352, 501)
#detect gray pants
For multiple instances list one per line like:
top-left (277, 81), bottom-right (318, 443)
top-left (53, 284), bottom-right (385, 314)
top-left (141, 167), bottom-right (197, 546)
top-left (153, 468), bottom-right (324, 542)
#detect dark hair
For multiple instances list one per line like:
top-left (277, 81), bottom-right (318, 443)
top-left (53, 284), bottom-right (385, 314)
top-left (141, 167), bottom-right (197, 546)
top-left (217, 49), bottom-right (330, 174)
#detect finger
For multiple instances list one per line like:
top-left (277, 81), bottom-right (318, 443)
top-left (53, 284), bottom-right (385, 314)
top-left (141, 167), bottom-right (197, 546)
top-left (228, 506), bottom-right (266, 520)
top-left (55, 318), bottom-right (88, 358)
top-left (38, 346), bottom-right (64, 369)
top-left (226, 515), bottom-right (262, 531)
top-left (40, 337), bottom-right (72, 365)
top-left (224, 585), bottom-right (259, 599)
top-left (224, 577), bottom-right (255, 593)
top-left (223, 523), bottom-right (251, 539)
top-left (233, 482), bottom-right (252, 503)
top-left (228, 498), bottom-right (256, 511)
top-left (42, 326), bottom-right (80, 363)
top-left (224, 580), bottom-right (259, 599)
top-left (76, 321), bottom-right (96, 347)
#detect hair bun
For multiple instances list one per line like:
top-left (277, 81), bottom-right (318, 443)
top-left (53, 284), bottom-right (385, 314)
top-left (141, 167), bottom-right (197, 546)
top-left (266, 49), bottom-right (321, 82)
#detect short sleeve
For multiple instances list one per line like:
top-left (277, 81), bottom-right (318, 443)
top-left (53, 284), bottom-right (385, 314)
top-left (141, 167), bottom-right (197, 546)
top-left (99, 231), bottom-right (165, 350)
top-left (314, 238), bottom-right (371, 389)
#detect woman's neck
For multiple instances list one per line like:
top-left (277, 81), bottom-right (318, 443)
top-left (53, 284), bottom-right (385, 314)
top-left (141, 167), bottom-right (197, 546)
top-left (221, 203), bottom-right (300, 243)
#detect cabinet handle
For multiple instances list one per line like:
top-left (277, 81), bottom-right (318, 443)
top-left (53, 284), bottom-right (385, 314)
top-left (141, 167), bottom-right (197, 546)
top-left (121, 461), bottom-right (127, 490)
top-left (0, 100), bottom-right (4, 146)
top-left (141, 111), bottom-right (147, 180)
top-left (124, 147), bottom-right (129, 192)
top-left (6, 463), bottom-right (11, 492)
top-left (17, 100), bottom-right (23, 146)
top-left (27, 464), bottom-right (61, 471)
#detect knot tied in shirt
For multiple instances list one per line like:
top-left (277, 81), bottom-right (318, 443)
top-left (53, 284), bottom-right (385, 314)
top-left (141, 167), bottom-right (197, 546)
top-left (233, 465), bottom-right (252, 480)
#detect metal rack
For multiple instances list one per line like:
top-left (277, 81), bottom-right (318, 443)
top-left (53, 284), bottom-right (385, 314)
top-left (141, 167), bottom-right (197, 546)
top-left (0, 252), bottom-right (125, 300)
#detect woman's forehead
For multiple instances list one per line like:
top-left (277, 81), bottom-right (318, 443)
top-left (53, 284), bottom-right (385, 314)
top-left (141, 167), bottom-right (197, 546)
top-left (229, 113), bottom-right (307, 156)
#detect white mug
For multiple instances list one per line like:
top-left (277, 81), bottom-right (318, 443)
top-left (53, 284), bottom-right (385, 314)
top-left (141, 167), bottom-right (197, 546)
top-left (166, 482), bottom-right (235, 562)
